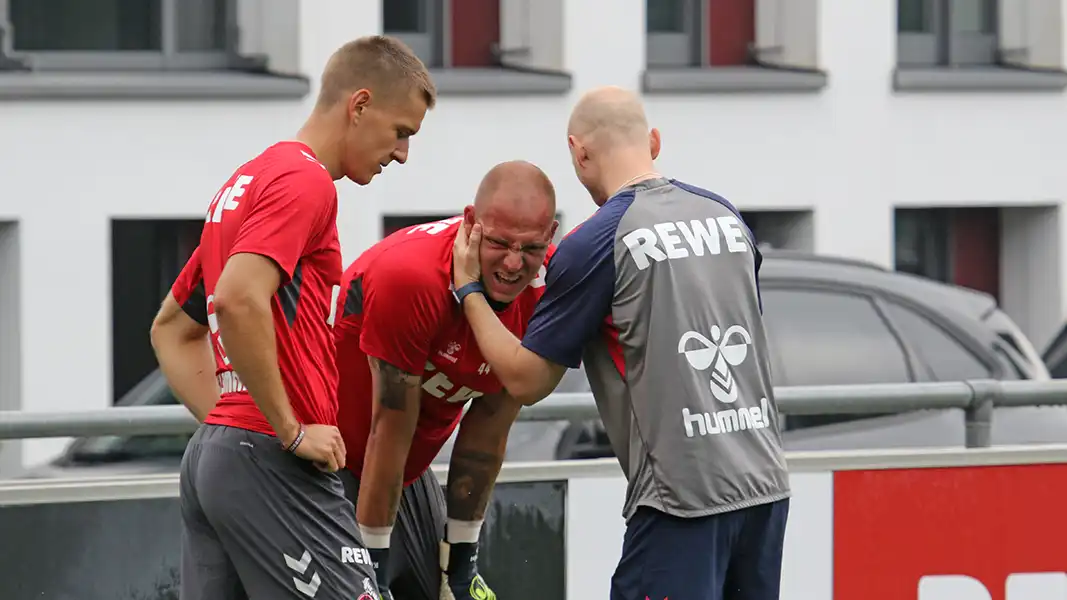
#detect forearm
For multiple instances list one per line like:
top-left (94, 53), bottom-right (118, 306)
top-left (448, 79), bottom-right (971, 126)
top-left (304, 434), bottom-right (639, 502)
top-left (462, 295), bottom-right (552, 401)
top-left (446, 393), bottom-right (521, 524)
top-left (154, 334), bottom-right (218, 422)
top-left (356, 419), bottom-right (412, 528)
top-left (215, 297), bottom-right (299, 443)
top-left (446, 432), bottom-right (507, 523)
top-left (357, 357), bottom-right (421, 529)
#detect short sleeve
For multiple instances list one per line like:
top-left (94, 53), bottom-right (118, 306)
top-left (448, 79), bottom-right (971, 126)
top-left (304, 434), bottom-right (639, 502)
top-left (230, 166), bottom-right (336, 280)
top-left (171, 247), bottom-right (208, 326)
top-left (358, 256), bottom-right (449, 376)
top-left (521, 197), bottom-right (629, 369)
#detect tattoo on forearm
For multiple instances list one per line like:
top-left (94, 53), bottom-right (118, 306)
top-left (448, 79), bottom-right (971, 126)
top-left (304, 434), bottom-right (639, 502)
top-left (371, 358), bottom-right (419, 411)
top-left (447, 449), bottom-right (504, 521)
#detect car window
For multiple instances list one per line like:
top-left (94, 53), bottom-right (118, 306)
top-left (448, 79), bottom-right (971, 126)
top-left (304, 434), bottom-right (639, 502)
top-left (881, 302), bottom-right (993, 381)
top-left (761, 288), bottom-right (911, 431)
top-left (761, 288), bottom-right (911, 387)
top-left (66, 371), bottom-right (188, 464)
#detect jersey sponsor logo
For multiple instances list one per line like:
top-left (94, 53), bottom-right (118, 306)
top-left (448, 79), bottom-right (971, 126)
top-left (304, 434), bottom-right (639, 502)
top-left (205, 174), bottom-right (253, 224)
top-left (340, 546), bottom-right (372, 566)
top-left (919, 573), bottom-right (1067, 600)
top-left (205, 294), bottom-right (231, 367)
top-left (423, 361), bottom-right (485, 404)
top-left (678, 324), bottom-right (770, 437)
top-left (622, 216), bottom-right (748, 271)
top-left (407, 216), bottom-right (463, 236)
top-left (217, 371), bottom-right (247, 395)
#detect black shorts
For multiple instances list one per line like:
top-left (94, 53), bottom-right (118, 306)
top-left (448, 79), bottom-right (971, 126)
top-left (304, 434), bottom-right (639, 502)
top-left (179, 424), bottom-right (380, 600)
top-left (337, 467), bottom-right (447, 600)
top-left (611, 499), bottom-right (790, 600)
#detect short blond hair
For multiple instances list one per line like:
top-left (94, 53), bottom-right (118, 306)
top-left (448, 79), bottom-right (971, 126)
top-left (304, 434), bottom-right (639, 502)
top-left (316, 35), bottom-right (436, 110)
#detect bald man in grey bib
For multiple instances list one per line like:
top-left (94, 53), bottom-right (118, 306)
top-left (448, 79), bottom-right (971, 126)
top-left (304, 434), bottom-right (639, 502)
top-left (450, 86), bottom-right (791, 600)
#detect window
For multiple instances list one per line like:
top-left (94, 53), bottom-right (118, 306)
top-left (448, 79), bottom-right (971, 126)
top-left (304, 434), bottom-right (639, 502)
top-left (382, 0), bottom-right (501, 69)
top-left (762, 288), bottom-right (912, 430)
top-left (383, 0), bottom-right (443, 68)
top-left (897, 0), bottom-right (998, 67)
top-left (382, 214), bottom-right (455, 238)
top-left (111, 219), bottom-right (201, 403)
top-left (646, 0), bottom-right (755, 67)
top-left (895, 208), bottom-right (951, 282)
top-left (761, 288), bottom-right (912, 388)
top-left (0, 222), bottom-right (19, 473)
top-left (4, 0), bottom-right (241, 71)
top-left (882, 301), bottom-right (993, 381)
top-left (384, 212), bottom-right (564, 241)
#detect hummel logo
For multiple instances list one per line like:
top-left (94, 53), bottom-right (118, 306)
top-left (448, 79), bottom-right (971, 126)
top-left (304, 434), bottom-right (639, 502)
top-left (283, 549), bottom-right (322, 598)
top-left (477, 362), bottom-right (491, 375)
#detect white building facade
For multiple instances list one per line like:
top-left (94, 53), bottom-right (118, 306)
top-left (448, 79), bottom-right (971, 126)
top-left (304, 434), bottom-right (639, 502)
top-left (1, 0), bottom-right (1066, 467)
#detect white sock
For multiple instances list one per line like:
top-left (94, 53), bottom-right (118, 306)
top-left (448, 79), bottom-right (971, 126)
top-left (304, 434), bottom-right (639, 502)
top-left (359, 524), bottom-right (393, 549)
top-left (446, 518), bottom-right (483, 544)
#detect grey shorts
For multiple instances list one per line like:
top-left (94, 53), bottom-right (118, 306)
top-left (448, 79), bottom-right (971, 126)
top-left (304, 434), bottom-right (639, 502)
top-left (337, 467), bottom-right (447, 600)
top-left (179, 424), bottom-right (380, 600)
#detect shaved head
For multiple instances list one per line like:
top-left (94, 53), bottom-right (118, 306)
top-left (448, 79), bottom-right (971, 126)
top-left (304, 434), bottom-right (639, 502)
top-left (567, 86), bottom-right (650, 151)
top-left (473, 160), bottom-right (556, 219)
top-left (464, 160), bottom-right (559, 303)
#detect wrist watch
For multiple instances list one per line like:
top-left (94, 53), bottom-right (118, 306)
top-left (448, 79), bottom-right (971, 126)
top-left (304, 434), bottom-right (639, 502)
top-left (453, 281), bottom-right (485, 305)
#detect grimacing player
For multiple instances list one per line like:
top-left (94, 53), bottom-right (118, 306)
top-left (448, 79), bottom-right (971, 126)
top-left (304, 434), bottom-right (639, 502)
top-left (332, 161), bottom-right (558, 600)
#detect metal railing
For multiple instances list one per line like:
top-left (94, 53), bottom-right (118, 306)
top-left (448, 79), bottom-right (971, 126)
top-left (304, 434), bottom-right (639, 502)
top-left (2, 379), bottom-right (1067, 447)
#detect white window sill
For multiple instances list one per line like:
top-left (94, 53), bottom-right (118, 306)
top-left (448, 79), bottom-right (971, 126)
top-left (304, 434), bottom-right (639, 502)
top-left (893, 67), bottom-right (1067, 92)
top-left (642, 66), bottom-right (828, 94)
top-left (0, 70), bottom-right (310, 100)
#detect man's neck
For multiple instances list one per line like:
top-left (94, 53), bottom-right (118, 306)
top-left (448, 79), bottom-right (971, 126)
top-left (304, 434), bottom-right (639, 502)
top-left (295, 114), bottom-right (344, 180)
top-left (601, 161), bottom-right (661, 199)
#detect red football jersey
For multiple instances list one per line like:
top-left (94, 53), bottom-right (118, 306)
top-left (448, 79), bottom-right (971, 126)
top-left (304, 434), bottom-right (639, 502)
top-left (170, 141), bottom-right (343, 437)
top-left (334, 216), bottom-right (553, 485)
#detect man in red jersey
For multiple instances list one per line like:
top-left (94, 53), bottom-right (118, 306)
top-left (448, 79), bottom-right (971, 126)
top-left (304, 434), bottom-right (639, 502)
top-left (331, 161), bottom-right (558, 600)
top-left (148, 36), bottom-right (435, 600)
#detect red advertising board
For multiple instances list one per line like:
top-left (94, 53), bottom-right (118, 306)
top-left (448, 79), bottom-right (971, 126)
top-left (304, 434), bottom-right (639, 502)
top-left (833, 463), bottom-right (1067, 600)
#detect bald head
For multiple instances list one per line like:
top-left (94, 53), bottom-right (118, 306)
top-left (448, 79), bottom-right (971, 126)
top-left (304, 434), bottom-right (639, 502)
top-left (473, 160), bottom-right (556, 219)
top-left (568, 86), bottom-right (650, 151)
top-left (466, 160), bottom-right (559, 303)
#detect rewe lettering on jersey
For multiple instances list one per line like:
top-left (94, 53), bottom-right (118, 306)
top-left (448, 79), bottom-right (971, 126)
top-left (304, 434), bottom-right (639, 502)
top-left (206, 175), bottom-right (253, 223)
top-left (918, 573), bottom-right (1067, 600)
top-left (623, 215), bottom-right (748, 271)
top-left (422, 361), bottom-right (485, 404)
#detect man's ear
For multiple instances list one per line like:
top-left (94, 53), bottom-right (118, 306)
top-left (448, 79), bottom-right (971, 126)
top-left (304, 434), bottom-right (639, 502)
top-left (549, 219), bottom-right (559, 241)
top-left (649, 128), bottom-right (662, 161)
top-left (462, 204), bottom-right (476, 226)
top-left (348, 88), bottom-right (372, 124)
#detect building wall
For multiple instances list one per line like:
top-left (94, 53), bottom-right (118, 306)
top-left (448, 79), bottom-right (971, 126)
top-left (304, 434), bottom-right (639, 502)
top-left (2, 0), bottom-right (1067, 465)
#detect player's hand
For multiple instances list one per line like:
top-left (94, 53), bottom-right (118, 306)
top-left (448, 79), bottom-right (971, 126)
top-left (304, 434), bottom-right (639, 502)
top-left (452, 220), bottom-right (483, 289)
top-left (290, 424), bottom-right (346, 472)
top-left (440, 541), bottom-right (496, 600)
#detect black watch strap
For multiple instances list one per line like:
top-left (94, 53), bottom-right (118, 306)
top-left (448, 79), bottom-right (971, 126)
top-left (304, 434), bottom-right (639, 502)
top-left (453, 281), bottom-right (485, 305)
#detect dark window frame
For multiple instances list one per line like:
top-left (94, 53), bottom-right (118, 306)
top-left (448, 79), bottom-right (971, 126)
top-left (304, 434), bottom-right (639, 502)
top-left (0, 0), bottom-right (262, 72)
